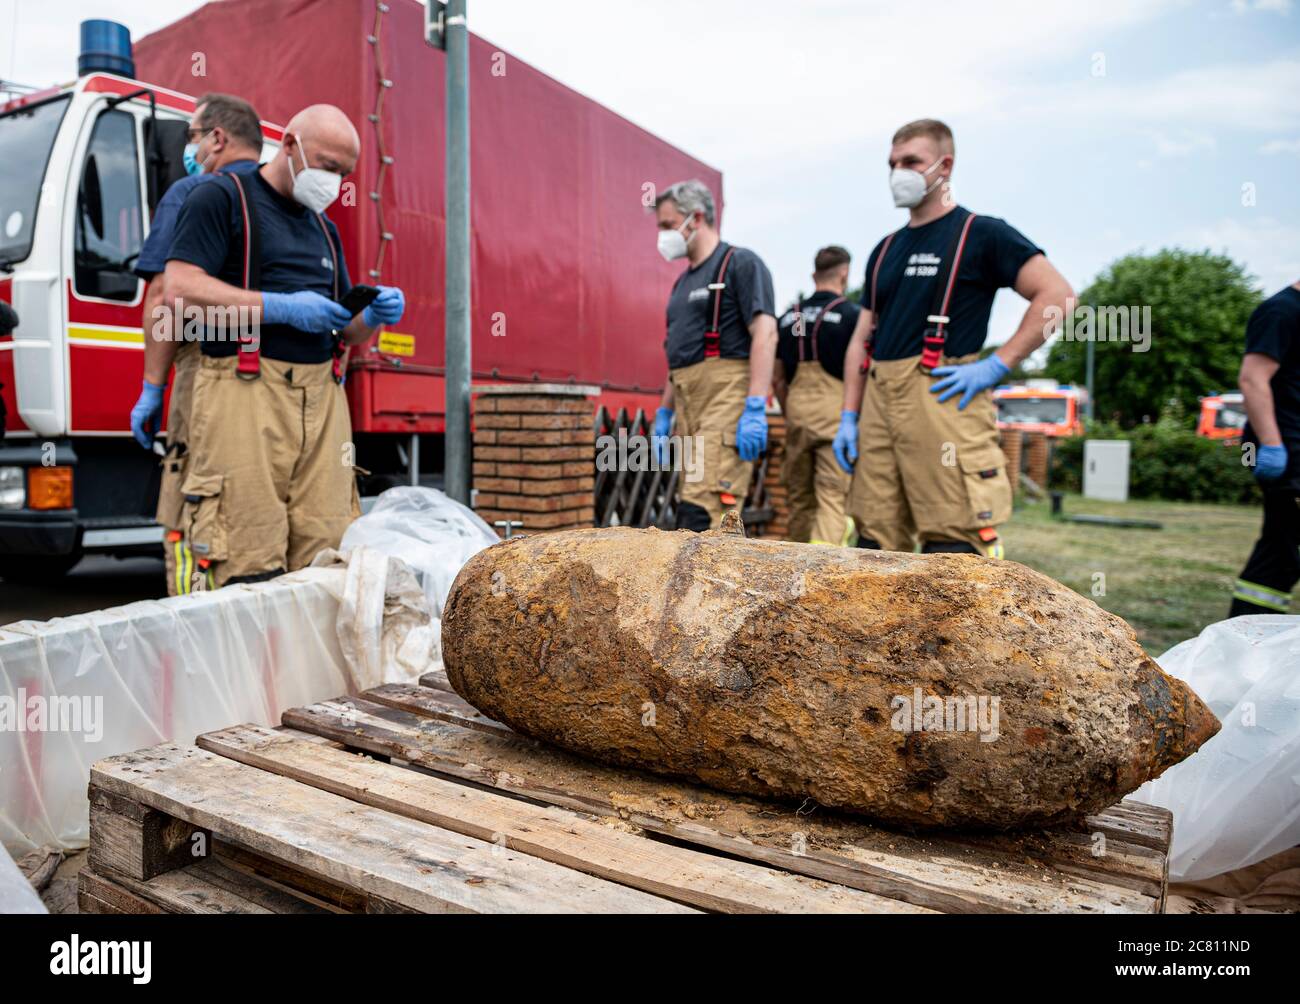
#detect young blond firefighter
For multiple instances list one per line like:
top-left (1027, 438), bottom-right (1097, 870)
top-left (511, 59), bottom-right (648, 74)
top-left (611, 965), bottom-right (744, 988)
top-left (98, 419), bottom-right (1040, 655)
top-left (163, 104), bottom-right (405, 588)
top-left (773, 246), bottom-right (860, 545)
top-left (652, 180), bottom-right (778, 531)
top-left (835, 119), bottom-right (1073, 557)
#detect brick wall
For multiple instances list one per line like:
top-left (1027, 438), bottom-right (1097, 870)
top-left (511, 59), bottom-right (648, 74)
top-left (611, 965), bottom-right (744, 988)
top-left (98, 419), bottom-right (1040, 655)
top-left (472, 384), bottom-right (599, 536)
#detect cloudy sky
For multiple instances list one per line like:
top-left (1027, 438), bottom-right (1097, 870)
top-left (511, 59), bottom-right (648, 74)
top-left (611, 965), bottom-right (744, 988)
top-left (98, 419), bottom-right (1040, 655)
top-left (8, 0), bottom-right (1297, 350)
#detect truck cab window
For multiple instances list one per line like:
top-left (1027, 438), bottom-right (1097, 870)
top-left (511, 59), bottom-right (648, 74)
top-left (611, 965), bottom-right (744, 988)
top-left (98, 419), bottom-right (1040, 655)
top-left (0, 95), bottom-right (71, 269)
top-left (74, 108), bottom-right (143, 301)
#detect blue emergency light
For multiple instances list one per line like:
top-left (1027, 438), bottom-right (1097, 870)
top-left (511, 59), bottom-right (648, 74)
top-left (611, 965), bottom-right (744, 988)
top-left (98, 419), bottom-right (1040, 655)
top-left (78, 20), bottom-right (134, 79)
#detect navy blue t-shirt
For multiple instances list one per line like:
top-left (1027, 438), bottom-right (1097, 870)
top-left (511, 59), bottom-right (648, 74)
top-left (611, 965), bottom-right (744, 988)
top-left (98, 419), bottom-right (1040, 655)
top-left (134, 159), bottom-right (260, 281)
top-left (167, 169), bottom-right (350, 364)
top-left (665, 242), bottom-right (776, 369)
top-left (861, 207), bottom-right (1042, 361)
top-left (776, 290), bottom-right (862, 382)
top-left (1243, 285), bottom-right (1300, 473)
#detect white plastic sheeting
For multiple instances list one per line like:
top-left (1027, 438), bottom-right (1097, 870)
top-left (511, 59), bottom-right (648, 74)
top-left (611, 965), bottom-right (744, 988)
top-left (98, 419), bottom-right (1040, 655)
top-left (0, 568), bottom-right (351, 855)
top-left (0, 488), bottom-right (495, 857)
top-left (340, 486), bottom-right (500, 619)
top-left (1133, 615), bottom-right (1300, 882)
top-left (0, 842), bottom-right (46, 913)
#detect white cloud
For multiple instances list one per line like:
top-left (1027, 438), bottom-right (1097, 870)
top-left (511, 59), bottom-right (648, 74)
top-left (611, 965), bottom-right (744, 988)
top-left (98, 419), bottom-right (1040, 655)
top-left (1151, 131), bottom-right (1216, 157)
top-left (1230, 0), bottom-right (1293, 14)
top-left (1176, 216), bottom-right (1300, 292)
top-left (1260, 137), bottom-right (1300, 154)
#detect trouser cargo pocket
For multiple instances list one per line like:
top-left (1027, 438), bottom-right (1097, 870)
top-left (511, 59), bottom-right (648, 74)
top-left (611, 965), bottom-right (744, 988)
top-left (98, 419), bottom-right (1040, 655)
top-left (959, 445), bottom-right (1012, 529)
top-left (180, 472), bottom-right (228, 565)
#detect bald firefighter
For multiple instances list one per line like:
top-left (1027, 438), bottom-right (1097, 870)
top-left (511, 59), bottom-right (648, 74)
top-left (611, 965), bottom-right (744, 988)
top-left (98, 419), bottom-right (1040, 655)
top-left (773, 246), bottom-right (860, 545)
top-left (163, 104), bottom-right (405, 588)
top-left (835, 119), bottom-right (1073, 557)
top-left (652, 179), bottom-right (778, 531)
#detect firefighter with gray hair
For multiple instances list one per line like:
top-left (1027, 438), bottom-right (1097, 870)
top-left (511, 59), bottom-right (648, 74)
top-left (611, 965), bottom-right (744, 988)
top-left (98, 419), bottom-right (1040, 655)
top-left (652, 179), bottom-right (777, 531)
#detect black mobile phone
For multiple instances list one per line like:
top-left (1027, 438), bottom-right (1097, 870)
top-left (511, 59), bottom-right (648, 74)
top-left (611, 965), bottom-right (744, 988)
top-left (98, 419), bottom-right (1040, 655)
top-left (339, 284), bottom-right (380, 318)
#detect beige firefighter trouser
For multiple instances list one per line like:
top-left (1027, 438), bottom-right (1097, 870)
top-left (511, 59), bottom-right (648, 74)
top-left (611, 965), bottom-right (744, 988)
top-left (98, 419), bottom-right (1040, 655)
top-left (782, 362), bottom-right (853, 545)
top-left (180, 354), bottom-right (360, 590)
top-left (157, 341), bottom-right (199, 596)
top-left (669, 357), bottom-right (754, 528)
top-left (847, 352), bottom-right (1012, 556)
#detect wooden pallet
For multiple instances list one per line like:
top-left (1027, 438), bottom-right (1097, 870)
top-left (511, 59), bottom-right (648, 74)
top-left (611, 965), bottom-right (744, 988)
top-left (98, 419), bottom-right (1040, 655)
top-left (79, 673), bottom-right (1173, 914)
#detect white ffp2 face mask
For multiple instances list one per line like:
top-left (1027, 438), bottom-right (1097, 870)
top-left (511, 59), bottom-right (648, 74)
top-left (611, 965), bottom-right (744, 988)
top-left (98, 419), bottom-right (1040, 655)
top-left (890, 159), bottom-right (945, 208)
top-left (288, 134), bottom-right (343, 213)
top-left (657, 217), bottom-right (694, 262)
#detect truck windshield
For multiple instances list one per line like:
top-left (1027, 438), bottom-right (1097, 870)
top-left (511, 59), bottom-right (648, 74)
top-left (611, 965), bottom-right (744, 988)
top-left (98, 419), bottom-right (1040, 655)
top-left (0, 95), bottom-right (71, 267)
top-left (998, 397), bottom-right (1069, 426)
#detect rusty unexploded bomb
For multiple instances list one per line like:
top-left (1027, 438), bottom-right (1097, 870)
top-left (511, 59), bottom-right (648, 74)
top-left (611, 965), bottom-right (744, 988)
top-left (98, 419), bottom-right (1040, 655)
top-left (443, 517), bottom-right (1218, 830)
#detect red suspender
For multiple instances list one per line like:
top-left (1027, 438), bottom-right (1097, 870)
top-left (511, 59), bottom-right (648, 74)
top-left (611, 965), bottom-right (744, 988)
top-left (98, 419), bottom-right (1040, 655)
top-left (310, 213), bottom-right (346, 384)
top-left (225, 174), bottom-right (260, 380)
top-left (807, 295), bottom-right (846, 364)
top-left (703, 246), bottom-right (736, 359)
top-left (920, 212), bottom-right (977, 372)
top-left (860, 230), bottom-right (899, 374)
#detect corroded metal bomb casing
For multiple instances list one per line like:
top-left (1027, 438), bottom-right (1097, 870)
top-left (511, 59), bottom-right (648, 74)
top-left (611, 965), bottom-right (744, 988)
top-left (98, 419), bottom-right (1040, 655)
top-left (443, 520), bottom-right (1219, 830)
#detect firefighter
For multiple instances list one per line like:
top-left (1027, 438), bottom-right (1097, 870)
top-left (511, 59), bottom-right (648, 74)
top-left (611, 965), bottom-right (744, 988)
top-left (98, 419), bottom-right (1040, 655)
top-left (1229, 279), bottom-right (1300, 616)
top-left (129, 93), bottom-right (265, 596)
top-left (162, 104), bottom-right (405, 589)
top-left (834, 119), bottom-right (1073, 557)
top-left (652, 179), bottom-right (777, 531)
top-left (773, 246), bottom-right (860, 545)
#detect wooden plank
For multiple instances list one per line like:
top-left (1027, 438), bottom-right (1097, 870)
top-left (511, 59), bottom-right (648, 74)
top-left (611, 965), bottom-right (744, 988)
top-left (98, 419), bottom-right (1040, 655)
top-left (359, 687), bottom-right (1172, 905)
top-left (79, 858), bottom-right (329, 915)
top-left (418, 669), bottom-right (453, 692)
top-left (284, 696), bottom-right (1161, 914)
top-left (89, 743), bottom-right (696, 914)
top-left (78, 869), bottom-right (167, 915)
top-left (199, 723), bottom-right (930, 914)
top-left (366, 682), bottom-right (511, 738)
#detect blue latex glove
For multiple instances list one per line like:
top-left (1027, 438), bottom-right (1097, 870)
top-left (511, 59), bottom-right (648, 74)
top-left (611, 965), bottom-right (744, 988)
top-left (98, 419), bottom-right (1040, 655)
top-left (262, 290), bottom-right (352, 333)
top-left (652, 407), bottom-right (674, 466)
top-left (930, 353), bottom-right (1011, 410)
top-left (735, 396), bottom-right (768, 462)
top-left (130, 379), bottom-right (166, 449)
top-left (363, 286), bottom-right (406, 328)
top-left (832, 410), bottom-right (859, 473)
top-left (1254, 443), bottom-right (1288, 481)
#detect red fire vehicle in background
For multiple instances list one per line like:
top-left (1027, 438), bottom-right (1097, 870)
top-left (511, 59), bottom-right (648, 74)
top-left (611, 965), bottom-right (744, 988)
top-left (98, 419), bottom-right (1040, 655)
top-left (992, 381), bottom-right (1087, 439)
top-left (1196, 393), bottom-right (1247, 443)
top-left (0, 0), bottom-right (719, 580)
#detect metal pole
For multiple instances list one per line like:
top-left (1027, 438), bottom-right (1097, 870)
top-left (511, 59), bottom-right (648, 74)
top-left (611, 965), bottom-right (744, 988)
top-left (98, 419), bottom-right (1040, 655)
top-left (443, 0), bottom-right (471, 504)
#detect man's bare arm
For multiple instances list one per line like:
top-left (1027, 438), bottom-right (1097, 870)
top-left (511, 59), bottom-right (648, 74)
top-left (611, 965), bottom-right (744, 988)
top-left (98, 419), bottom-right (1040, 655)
top-left (841, 309), bottom-right (872, 411)
top-left (994, 254), bottom-right (1075, 369)
top-left (141, 279), bottom-right (180, 386)
top-left (163, 260), bottom-right (265, 313)
top-left (747, 312), bottom-right (778, 399)
top-left (771, 358), bottom-right (789, 415)
top-left (1240, 353), bottom-right (1283, 446)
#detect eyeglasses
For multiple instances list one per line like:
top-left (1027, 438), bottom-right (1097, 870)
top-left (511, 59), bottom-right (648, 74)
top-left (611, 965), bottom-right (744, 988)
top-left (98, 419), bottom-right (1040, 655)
top-left (186, 126), bottom-right (214, 143)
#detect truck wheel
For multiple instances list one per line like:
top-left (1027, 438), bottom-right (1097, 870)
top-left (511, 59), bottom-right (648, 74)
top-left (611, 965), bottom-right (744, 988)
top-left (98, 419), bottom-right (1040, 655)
top-left (0, 551), bottom-right (83, 584)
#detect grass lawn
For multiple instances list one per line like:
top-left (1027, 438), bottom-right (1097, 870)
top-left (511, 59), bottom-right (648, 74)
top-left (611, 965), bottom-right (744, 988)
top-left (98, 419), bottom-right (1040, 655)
top-left (1001, 492), bottom-right (1285, 656)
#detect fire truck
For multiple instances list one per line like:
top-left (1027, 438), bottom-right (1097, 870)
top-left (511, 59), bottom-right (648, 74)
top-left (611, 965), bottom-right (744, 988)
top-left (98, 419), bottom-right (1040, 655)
top-left (0, 0), bottom-right (720, 581)
top-left (992, 381), bottom-right (1087, 439)
top-left (1196, 392), bottom-right (1247, 443)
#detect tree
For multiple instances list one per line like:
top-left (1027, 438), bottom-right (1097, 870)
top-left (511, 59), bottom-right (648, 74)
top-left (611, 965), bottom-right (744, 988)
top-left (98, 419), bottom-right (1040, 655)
top-left (1043, 249), bottom-right (1262, 426)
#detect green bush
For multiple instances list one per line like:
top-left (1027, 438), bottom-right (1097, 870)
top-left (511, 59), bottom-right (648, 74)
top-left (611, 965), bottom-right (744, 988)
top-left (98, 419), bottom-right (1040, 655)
top-left (1050, 414), bottom-right (1260, 504)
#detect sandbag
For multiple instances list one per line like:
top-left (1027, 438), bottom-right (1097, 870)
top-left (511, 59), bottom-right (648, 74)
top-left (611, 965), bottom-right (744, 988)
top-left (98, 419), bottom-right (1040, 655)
top-left (443, 518), bottom-right (1219, 830)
